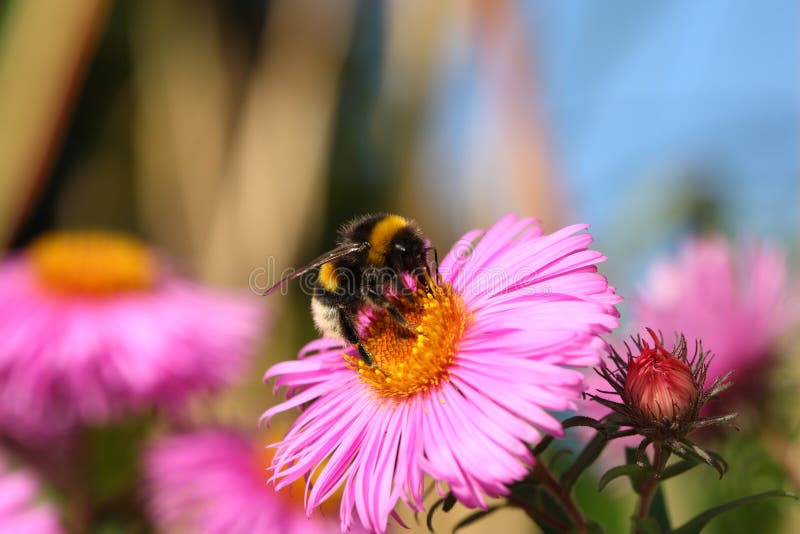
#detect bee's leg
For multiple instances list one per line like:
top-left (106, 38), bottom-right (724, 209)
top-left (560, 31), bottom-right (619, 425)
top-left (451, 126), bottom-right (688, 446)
top-left (357, 343), bottom-right (374, 367)
top-left (421, 247), bottom-right (440, 289)
top-left (367, 289), bottom-right (418, 337)
top-left (387, 307), bottom-right (415, 334)
top-left (338, 308), bottom-right (374, 366)
top-left (418, 267), bottom-right (431, 291)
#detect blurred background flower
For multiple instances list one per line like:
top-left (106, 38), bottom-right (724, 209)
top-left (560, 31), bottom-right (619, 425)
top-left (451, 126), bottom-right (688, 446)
top-left (0, 453), bottom-right (63, 534)
top-left (144, 429), bottom-right (355, 534)
top-left (0, 0), bottom-right (798, 532)
top-left (0, 230), bottom-right (264, 443)
top-left (633, 236), bottom-right (799, 416)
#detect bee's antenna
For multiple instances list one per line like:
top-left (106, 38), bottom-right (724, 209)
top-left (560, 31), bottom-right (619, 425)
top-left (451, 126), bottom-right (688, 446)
top-left (261, 280), bottom-right (285, 297)
top-left (433, 248), bottom-right (440, 283)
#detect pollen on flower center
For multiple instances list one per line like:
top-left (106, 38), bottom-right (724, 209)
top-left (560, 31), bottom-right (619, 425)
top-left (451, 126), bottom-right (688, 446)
top-left (29, 231), bottom-right (157, 296)
top-left (347, 282), bottom-right (470, 399)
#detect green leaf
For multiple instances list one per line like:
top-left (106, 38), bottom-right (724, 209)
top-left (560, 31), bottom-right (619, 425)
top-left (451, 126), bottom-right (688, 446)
top-left (426, 497), bottom-right (445, 532)
top-left (584, 519), bottom-right (606, 534)
top-left (532, 489), bottom-right (571, 534)
top-left (650, 486), bottom-right (671, 532)
top-left (507, 480), bottom-right (542, 506)
top-left (549, 448), bottom-right (574, 469)
top-left (452, 506), bottom-right (501, 533)
top-left (632, 516), bottom-right (663, 534)
top-left (560, 432), bottom-right (608, 491)
top-left (573, 470), bottom-right (632, 533)
top-left (671, 491), bottom-right (797, 534)
top-left (598, 464), bottom-right (644, 492)
top-left (625, 446), bottom-right (638, 465)
top-left (658, 460), bottom-right (697, 482)
top-left (532, 514), bottom-right (564, 534)
top-left (443, 492), bottom-right (457, 512)
top-left (425, 492), bottom-right (458, 531)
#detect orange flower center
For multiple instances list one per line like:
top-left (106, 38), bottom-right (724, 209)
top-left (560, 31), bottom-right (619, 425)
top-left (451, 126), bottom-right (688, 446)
top-left (347, 282), bottom-right (470, 399)
top-left (29, 231), bottom-right (157, 296)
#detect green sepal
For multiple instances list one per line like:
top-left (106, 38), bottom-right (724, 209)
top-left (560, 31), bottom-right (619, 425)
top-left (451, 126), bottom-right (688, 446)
top-left (669, 441), bottom-right (727, 478)
top-left (657, 459), bottom-right (697, 481)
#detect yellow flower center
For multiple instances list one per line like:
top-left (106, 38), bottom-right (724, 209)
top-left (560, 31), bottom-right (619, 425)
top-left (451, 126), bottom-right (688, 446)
top-left (29, 231), bottom-right (157, 296)
top-left (347, 282), bottom-right (470, 399)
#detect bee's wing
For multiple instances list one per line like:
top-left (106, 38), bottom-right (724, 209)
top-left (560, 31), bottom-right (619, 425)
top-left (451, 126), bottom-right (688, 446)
top-left (261, 241), bottom-right (370, 296)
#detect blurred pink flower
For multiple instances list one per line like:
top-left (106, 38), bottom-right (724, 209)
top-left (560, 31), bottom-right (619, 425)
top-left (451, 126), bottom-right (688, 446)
top-left (632, 236), bottom-right (798, 403)
top-left (0, 453), bottom-right (63, 533)
top-left (262, 214), bottom-right (620, 533)
top-left (0, 231), bottom-right (264, 441)
top-left (144, 429), bottom-right (351, 534)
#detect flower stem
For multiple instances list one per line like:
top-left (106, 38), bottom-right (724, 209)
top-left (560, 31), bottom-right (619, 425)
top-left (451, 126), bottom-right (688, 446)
top-left (635, 442), bottom-right (670, 531)
top-left (533, 460), bottom-right (587, 533)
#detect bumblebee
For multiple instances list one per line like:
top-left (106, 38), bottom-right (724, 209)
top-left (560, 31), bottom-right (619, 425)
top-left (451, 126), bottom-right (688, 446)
top-left (263, 214), bottom-right (433, 366)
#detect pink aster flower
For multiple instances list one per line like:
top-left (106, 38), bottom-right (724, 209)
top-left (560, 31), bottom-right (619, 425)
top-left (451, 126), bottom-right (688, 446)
top-left (261, 214), bottom-right (620, 533)
top-left (0, 231), bottom-right (264, 441)
top-left (0, 453), bottom-right (63, 533)
top-left (632, 235), bottom-right (798, 406)
top-left (144, 429), bottom-right (355, 534)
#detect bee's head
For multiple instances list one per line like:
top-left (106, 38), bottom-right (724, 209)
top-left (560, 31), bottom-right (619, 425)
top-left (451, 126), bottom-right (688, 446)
top-left (387, 229), bottom-right (430, 282)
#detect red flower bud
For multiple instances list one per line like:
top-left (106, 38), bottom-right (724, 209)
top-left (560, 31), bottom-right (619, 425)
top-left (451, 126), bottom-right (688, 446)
top-left (624, 328), bottom-right (698, 423)
top-left (587, 328), bottom-right (735, 476)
